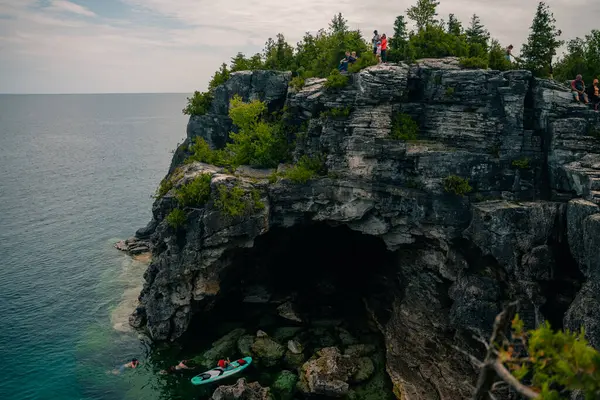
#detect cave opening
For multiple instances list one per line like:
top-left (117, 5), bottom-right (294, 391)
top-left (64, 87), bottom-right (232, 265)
top-left (182, 223), bottom-right (398, 398)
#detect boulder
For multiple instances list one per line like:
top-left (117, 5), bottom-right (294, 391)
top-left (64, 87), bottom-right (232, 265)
top-left (298, 347), bottom-right (356, 397)
top-left (237, 335), bottom-right (255, 357)
top-left (351, 357), bottom-right (375, 383)
top-left (287, 340), bottom-right (303, 355)
top-left (211, 378), bottom-right (272, 400)
top-left (195, 329), bottom-right (246, 368)
top-left (251, 336), bottom-right (285, 367)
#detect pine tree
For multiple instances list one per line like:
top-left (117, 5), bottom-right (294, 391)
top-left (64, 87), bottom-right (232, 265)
top-left (447, 13), bottom-right (462, 36)
top-left (389, 15), bottom-right (409, 59)
top-left (465, 14), bottom-right (489, 50)
top-left (329, 13), bottom-right (348, 35)
top-left (406, 0), bottom-right (440, 31)
top-left (521, 1), bottom-right (563, 77)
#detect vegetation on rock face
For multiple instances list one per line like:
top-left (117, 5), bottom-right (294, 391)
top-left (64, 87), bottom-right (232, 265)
top-left (324, 69), bottom-right (349, 90)
top-left (459, 57), bottom-right (489, 69)
top-left (182, 91), bottom-right (214, 116)
top-left (321, 107), bottom-right (352, 118)
top-left (512, 158), bottom-right (531, 169)
top-left (289, 76), bottom-right (305, 91)
top-left (443, 175), bottom-right (472, 195)
top-left (185, 96), bottom-right (291, 169)
top-left (155, 168), bottom-right (185, 199)
top-left (214, 183), bottom-right (264, 218)
top-left (283, 154), bottom-right (327, 183)
top-left (175, 173), bottom-right (212, 207)
top-left (348, 52), bottom-right (378, 73)
top-left (391, 113), bottom-right (419, 140)
top-left (166, 208), bottom-right (187, 229)
top-left (587, 124), bottom-right (600, 139)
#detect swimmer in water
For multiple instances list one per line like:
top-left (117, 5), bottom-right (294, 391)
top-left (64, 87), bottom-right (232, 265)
top-left (110, 358), bottom-right (139, 375)
top-left (159, 360), bottom-right (194, 375)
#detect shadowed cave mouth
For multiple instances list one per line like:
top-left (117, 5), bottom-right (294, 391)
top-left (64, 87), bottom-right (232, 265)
top-left (183, 223), bottom-right (398, 395)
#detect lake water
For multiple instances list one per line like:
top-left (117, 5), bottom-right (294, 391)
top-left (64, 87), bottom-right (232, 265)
top-left (0, 93), bottom-right (195, 400)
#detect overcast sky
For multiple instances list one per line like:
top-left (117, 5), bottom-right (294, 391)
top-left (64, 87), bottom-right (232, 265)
top-left (0, 0), bottom-right (598, 94)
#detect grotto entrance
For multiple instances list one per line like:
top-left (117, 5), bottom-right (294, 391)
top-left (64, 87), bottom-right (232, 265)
top-left (182, 223), bottom-right (398, 399)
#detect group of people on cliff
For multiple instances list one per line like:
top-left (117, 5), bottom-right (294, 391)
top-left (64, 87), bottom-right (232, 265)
top-left (571, 75), bottom-right (600, 111)
top-left (338, 29), bottom-right (388, 73)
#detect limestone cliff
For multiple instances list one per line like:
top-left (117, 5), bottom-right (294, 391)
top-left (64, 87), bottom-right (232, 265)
top-left (129, 57), bottom-right (600, 399)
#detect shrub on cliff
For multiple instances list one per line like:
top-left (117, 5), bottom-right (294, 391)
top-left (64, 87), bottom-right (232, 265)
top-left (214, 183), bottom-right (264, 218)
top-left (391, 113), bottom-right (419, 140)
top-left (282, 154), bottom-right (327, 183)
top-left (443, 175), bottom-right (472, 195)
top-left (459, 56), bottom-right (488, 69)
top-left (488, 39), bottom-right (512, 71)
top-left (166, 208), bottom-right (186, 229)
top-left (554, 30), bottom-right (600, 84)
top-left (227, 95), bottom-right (289, 168)
top-left (348, 52), bottom-right (378, 73)
top-left (185, 138), bottom-right (231, 167)
top-left (289, 76), bottom-right (305, 91)
top-left (175, 173), bottom-right (212, 207)
top-left (512, 157), bottom-right (531, 169)
top-left (182, 91), bottom-right (213, 116)
top-left (324, 69), bottom-right (348, 90)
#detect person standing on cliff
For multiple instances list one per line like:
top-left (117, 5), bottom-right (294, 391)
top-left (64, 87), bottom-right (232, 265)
top-left (505, 45), bottom-right (514, 62)
top-left (380, 34), bottom-right (388, 63)
top-left (372, 30), bottom-right (381, 55)
top-left (588, 79), bottom-right (599, 111)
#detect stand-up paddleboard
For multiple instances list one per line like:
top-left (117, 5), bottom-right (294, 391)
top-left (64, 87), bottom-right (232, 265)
top-left (191, 357), bottom-right (252, 385)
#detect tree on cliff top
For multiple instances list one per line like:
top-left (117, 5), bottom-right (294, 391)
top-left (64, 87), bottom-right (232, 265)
top-left (520, 1), bottom-right (563, 77)
top-left (471, 302), bottom-right (600, 400)
top-left (465, 14), bottom-right (490, 57)
top-left (554, 30), bottom-right (600, 84)
top-left (447, 13), bottom-right (463, 36)
top-left (406, 0), bottom-right (440, 31)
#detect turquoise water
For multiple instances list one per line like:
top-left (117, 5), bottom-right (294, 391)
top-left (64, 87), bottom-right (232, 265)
top-left (0, 94), bottom-right (191, 400)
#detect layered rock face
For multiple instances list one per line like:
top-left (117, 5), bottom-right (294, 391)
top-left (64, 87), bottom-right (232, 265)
top-left (130, 61), bottom-right (600, 399)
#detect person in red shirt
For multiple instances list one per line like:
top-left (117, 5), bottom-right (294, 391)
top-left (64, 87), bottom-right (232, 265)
top-left (217, 358), bottom-right (231, 369)
top-left (380, 34), bottom-right (388, 64)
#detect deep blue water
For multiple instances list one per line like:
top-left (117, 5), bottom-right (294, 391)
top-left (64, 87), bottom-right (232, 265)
top-left (0, 94), bottom-right (190, 400)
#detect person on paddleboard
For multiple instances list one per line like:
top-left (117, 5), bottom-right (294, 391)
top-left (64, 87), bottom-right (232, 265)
top-left (217, 358), bottom-right (231, 369)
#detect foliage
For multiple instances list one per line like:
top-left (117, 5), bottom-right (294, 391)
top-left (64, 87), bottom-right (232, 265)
top-left (406, 0), bottom-right (440, 31)
top-left (289, 76), bottom-right (305, 91)
top-left (283, 154), bottom-right (326, 183)
top-left (214, 183), bottom-right (264, 218)
top-left (185, 137), bottom-right (231, 167)
top-left (465, 14), bottom-right (490, 55)
top-left (488, 39), bottom-right (513, 71)
top-left (182, 91), bottom-right (214, 116)
top-left (264, 33), bottom-right (295, 71)
top-left (208, 63), bottom-right (231, 91)
top-left (348, 52), bottom-right (378, 73)
top-left (156, 177), bottom-right (174, 198)
top-left (230, 52), bottom-right (264, 72)
top-left (388, 15), bottom-right (409, 62)
top-left (175, 173), bottom-right (212, 207)
top-left (512, 158), bottom-right (531, 169)
top-left (520, 2), bottom-right (563, 78)
top-left (226, 95), bottom-right (290, 168)
top-left (588, 124), bottom-right (600, 139)
top-left (447, 14), bottom-right (463, 36)
top-left (554, 30), bottom-right (600, 84)
top-left (391, 113), bottom-right (419, 140)
top-left (459, 57), bottom-right (489, 69)
top-left (445, 87), bottom-right (455, 96)
top-left (321, 107), bottom-right (351, 118)
top-left (324, 69), bottom-right (349, 90)
top-left (166, 208), bottom-right (187, 229)
top-left (407, 24), bottom-right (468, 59)
top-left (499, 315), bottom-right (600, 399)
top-left (443, 175), bottom-right (472, 195)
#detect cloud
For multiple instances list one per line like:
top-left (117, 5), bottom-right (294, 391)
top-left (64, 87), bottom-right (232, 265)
top-left (49, 0), bottom-right (96, 17)
top-left (0, 0), bottom-right (598, 93)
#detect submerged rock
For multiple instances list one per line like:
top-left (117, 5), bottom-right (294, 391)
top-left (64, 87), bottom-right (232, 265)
top-left (276, 301), bottom-right (302, 323)
top-left (237, 335), bottom-right (255, 357)
top-left (211, 378), bottom-right (272, 400)
top-left (271, 370), bottom-right (298, 400)
top-left (273, 327), bottom-right (303, 343)
top-left (287, 339), bottom-right (303, 354)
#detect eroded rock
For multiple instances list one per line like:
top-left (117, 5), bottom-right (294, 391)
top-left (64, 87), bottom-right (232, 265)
top-left (298, 347), bottom-right (356, 397)
top-left (211, 378), bottom-right (272, 400)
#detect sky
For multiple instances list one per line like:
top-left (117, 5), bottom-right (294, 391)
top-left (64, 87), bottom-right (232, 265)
top-left (0, 0), bottom-right (598, 94)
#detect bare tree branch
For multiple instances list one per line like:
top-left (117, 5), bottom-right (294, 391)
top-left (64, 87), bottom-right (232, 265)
top-left (492, 361), bottom-right (538, 399)
top-left (452, 345), bottom-right (483, 368)
top-left (472, 301), bottom-right (519, 400)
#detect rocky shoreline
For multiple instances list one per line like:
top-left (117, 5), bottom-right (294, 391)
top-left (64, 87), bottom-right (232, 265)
top-left (122, 57), bottom-right (600, 399)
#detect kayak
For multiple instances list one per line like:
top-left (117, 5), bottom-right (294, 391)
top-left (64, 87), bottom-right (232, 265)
top-left (191, 357), bottom-right (252, 385)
